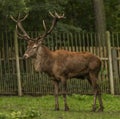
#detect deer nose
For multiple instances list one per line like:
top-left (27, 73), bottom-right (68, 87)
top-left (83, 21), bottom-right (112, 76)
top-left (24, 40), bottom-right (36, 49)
top-left (23, 54), bottom-right (29, 59)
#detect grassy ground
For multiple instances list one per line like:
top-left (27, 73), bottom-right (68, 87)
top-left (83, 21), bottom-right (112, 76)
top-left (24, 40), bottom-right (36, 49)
top-left (0, 94), bottom-right (120, 119)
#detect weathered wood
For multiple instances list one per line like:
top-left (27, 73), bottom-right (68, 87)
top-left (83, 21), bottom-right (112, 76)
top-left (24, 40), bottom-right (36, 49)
top-left (0, 31), bottom-right (120, 95)
top-left (112, 48), bottom-right (119, 80)
top-left (106, 31), bottom-right (114, 95)
top-left (0, 51), bottom-right (2, 81)
top-left (14, 31), bottom-right (22, 96)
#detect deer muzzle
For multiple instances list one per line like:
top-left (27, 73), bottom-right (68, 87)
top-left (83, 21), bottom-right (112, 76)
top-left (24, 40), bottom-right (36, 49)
top-left (23, 54), bottom-right (29, 59)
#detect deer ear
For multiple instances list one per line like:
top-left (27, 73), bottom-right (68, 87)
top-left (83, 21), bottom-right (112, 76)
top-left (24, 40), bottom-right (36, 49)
top-left (38, 40), bottom-right (44, 45)
top-left (27, 40), bottom-right (33, 45)
top-left (27, 40), bottom-right (31, 45)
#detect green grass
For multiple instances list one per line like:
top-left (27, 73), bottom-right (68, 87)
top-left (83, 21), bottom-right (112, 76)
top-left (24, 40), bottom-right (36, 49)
top-left (0, 94), bottom-right (120, 119)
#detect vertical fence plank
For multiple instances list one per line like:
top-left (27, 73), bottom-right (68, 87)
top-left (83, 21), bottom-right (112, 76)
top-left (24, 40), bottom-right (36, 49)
top-left (1, 31), bottom-right (120, 95)
top-left (112, 48), bottom-right (119, 80)
top-left (0, 51), bottom-right (2, 92)
top-left (14, 31), bottom-right (22, 96)
top-left (106, 31), bottom-right (114, 95)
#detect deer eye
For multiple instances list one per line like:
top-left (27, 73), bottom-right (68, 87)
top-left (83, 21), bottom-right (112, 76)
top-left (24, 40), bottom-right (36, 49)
top-left (33, 46), bottom-right (37, 49)
top-left (33, 44), bottom-right (38, 49)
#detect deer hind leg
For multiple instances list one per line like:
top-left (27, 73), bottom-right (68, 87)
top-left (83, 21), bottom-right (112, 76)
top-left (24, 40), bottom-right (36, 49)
top-left (62, 80), bottom-right (69, 111)
top-left (92, 83), bottom-right (104, 112)
top-left (87, 77), bottom-right (97, 111)
top-left (88, 73), bottom-right (104, 112)
top-left (53, 80), bottom-right (60, 111)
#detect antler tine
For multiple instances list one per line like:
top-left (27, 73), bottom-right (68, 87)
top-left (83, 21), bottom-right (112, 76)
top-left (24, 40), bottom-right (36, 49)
top-left (55, 12), bottom-right (65, 19)
top-left (47, 17), bottom-right (57, 34)
top-left (16, 25), bottom-right (29, 41)
top-left (47, 11), bottom-right (65, 34)
top-left (36, 20), bottom-right (47, 41)
top-left (10, 13), bottom-right (31, 41)
top-left (18, 13), bottom-right (21, 20)
top-left (20, 14), bottom-right (29, 22)
top-left (10, 13), bottom-right (28, 22)
top-left (49, 11), bottom-right (55, 18)
top-left (43, 20), bottom-right (47, 32)
top-left (10, 15), bottom-right (17, 22)
top-left (49, 11), bottom-right (65, 19)
top-left (37, 11), bottom-right (64, 41)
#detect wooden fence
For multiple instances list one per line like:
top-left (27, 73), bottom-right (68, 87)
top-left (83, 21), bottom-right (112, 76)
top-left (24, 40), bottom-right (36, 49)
top-left (0, 31), bottom-right (120, 95)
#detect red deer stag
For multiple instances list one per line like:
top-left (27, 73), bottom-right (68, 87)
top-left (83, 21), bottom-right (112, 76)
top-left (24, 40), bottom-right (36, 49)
top-left (10, 12), bottom-right (104, 112)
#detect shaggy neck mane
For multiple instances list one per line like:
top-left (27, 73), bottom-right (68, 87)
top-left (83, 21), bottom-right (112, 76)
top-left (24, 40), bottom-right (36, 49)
top-left (32, 45), bottom-right (54, 74)
top-left (40, 45), bottom-right (52, 56)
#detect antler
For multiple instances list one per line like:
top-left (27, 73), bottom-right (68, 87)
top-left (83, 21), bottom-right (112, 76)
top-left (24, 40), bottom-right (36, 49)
top-left (10, 12), bottom-right (65, 42)
top-left (37, 11), bottom-right (65, 41)
top-left (10, 13), bottom-right (30, 41)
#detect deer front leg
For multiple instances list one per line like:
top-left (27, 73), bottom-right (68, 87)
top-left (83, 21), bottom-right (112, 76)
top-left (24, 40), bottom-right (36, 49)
top-left (96, 85), bottom-right (104, 112)
top-left (92, 89), bottom-right (97, 112)
top-left (53, 80), bottom-right (59, 111)
top-left (62, 81), bottom-right (69, 111)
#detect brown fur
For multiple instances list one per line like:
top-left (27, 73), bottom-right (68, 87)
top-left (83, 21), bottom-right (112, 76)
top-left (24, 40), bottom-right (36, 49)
top-left (24, 44), bottom-right (104, 112)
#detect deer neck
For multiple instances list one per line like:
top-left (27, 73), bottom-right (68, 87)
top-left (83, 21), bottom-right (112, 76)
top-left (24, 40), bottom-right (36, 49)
top-left (32, 45), bottom-right (54, 73)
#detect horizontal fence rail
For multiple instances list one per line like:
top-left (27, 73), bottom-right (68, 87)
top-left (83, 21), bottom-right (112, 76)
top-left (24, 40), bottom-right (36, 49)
top-left (0, 31), bottom-right (120, 95)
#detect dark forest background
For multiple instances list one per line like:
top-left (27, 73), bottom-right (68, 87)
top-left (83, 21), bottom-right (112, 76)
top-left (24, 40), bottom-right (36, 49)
top-left (0, 0), bottom-right (120, 33)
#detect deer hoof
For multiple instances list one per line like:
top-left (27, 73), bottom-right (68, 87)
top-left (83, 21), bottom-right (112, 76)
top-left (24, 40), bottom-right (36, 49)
top-left (55, 107), bottom-right (59, 111)
top-left (65, 106), bottom-right (69, 111)
top-left (97, 107), bottom-right (104, 112)
top-left (91, 106), bottom-right (97, 112)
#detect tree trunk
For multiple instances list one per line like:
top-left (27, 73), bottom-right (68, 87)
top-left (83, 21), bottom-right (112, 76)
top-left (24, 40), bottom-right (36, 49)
top-left (93, 0), bottom-right (106, 46)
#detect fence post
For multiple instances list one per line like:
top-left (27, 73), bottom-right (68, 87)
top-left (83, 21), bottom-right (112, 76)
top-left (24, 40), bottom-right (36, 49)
top-left (14, 31), bottom-right (22, 96)
top-left (106, 31), bottom-right (114, 95)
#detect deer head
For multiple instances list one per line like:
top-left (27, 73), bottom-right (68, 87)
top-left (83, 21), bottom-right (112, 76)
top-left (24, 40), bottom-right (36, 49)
top-left (10, 12), bottom-right (65, 59)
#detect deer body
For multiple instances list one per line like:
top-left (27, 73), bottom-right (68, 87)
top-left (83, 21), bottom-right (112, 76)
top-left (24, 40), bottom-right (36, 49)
top-left (31, 45), bottom-right (101, 80)
top-left (11, 12), bottom-right (104, 112)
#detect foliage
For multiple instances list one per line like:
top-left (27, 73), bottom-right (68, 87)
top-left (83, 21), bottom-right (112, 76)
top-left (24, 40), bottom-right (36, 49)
top-left (0, 0), bottom-right (120, 32)
top-left (105, 0), bottom-right (120, 31)
top-left (0, 0), bottom-right (28, 31)
top-left (0, 110), bottom-right (41, 119)
top-left (0, 95), bottom-right (120, 119)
